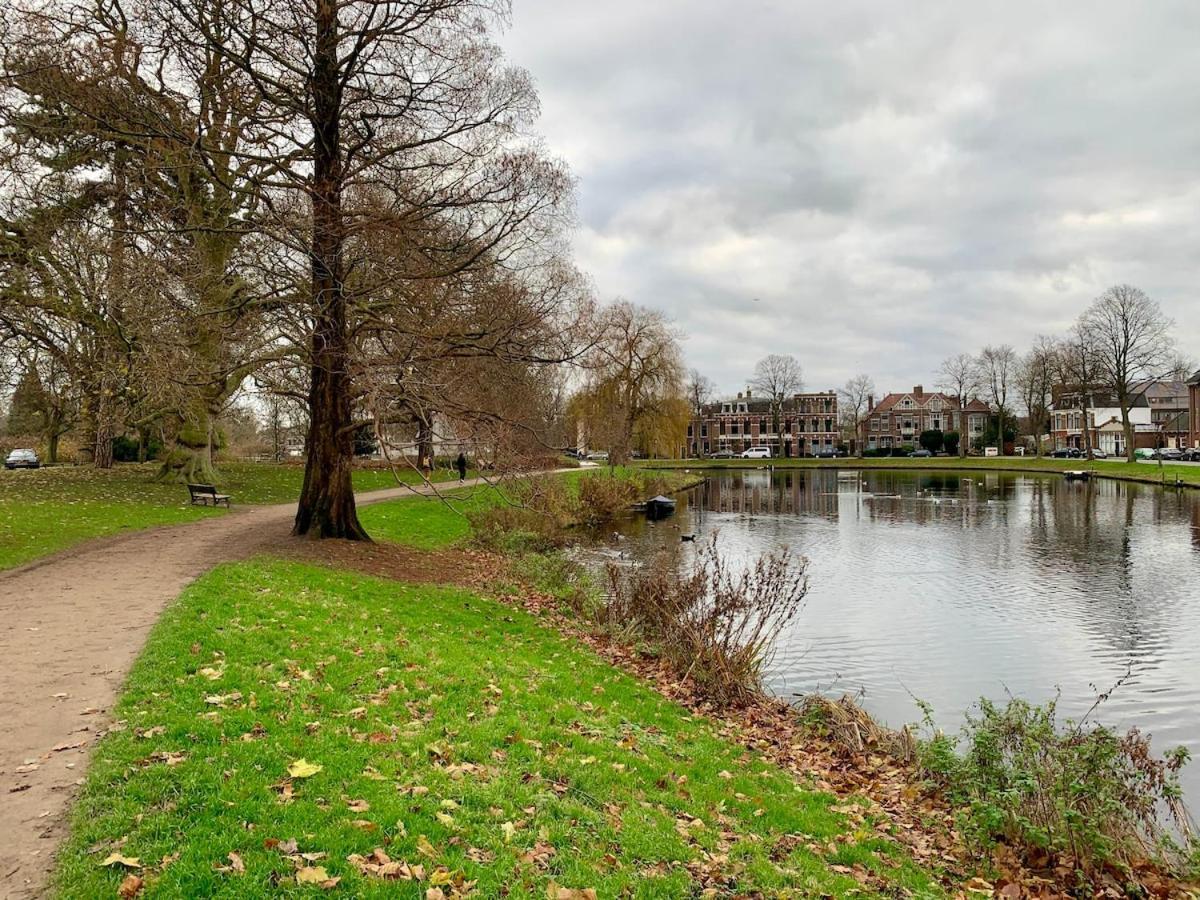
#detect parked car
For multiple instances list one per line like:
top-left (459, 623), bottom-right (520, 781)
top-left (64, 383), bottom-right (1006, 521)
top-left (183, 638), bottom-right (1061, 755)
top-left (909, 449), bottom-right (933, 458)
top-left (4, 448), bottom-right (40, 469)
top-left (585, 450), bottom-right (609, 462)
top-left (813, 447), bottom-right (845, 458)
top-left (1182, 448), bottom-right (1200, 462)
top-left (1158, 448), bottom-right (1183, 461)
top-left (1135, 448), bottom-right (1158, 460)
top-left (740, 446), bottom-right (772, 459)
top-left (707, 449), bottom-right (737, 459)
top-left (1089, 448), bottom-right (1108, 459)
top-left (1050, 447), bottom-right (1081, 459)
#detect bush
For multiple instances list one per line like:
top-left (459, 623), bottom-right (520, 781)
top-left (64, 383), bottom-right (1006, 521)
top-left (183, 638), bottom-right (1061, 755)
top-left (943, 431), bottom-right (961, 456)
top-left (919, 430), bottom-right (944, 453)
top-left (576, 473), bottom-right (640, 524)
top-left (603, 535), bottom-right (808, 706)
top-left (920, 695), bottom-right (1197, 878)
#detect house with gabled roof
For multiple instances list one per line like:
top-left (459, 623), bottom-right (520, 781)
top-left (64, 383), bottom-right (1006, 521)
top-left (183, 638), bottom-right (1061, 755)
top-left (864, 386), bottom-right (990, 452)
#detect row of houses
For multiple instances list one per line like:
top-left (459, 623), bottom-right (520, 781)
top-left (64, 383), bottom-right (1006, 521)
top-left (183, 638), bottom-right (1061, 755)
top-left (686, 371), bottom-right (1200, 458)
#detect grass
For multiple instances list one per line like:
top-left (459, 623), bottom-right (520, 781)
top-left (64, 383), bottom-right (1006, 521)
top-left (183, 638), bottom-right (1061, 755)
top-left (0, 461), bottom-right (466, 571)
top-left (54, 559), bottom-right (942, 898)
top-left (359, 466), bottom-right (698, 553)
top-left (643, 455), bottom-right (1200, 487)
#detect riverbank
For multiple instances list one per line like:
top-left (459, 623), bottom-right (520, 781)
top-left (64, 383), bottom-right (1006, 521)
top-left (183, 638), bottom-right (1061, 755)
top-left (640, 455), bottom-right (1200, 490)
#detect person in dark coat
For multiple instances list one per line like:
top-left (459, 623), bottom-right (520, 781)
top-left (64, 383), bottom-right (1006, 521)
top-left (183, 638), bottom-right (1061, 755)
top-left (455, 452), bottom-right (467, 482)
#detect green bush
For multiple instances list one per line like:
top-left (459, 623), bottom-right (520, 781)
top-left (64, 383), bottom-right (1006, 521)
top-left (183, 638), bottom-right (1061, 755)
top-left (919, 430), bottom-right (944, 453)
top-left (920, 696), bottom-right (1196, 879)
top-left (943, 431), bottom-right (961, 456)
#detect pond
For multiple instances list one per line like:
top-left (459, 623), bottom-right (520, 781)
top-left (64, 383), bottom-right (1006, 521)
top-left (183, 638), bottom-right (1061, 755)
top-left (591, 468), bottom-right (1200, 805)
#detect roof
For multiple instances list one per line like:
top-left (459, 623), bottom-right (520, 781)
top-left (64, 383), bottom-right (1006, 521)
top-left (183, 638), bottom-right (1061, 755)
top-left (1131, 379), bottom-right (1188, 401)
top-left (870, 390), bottom-right (989, 414)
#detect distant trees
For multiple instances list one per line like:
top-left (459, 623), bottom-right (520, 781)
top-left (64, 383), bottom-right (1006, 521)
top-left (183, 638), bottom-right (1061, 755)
top-left (838, 374), bottom-right (874, 456)
top-left (976, 345), bottom-right (1016, 455)
top-left (1080, 285), bottom-right (1174, 462)
top-left (750, 354), bottom-right (803, 456)
top-left (938, 353), bottom-right (981, 457)
top-left (1016, 337), bottom-right (1057, 457)
top-left (686, 369), bottom-right (716, 417)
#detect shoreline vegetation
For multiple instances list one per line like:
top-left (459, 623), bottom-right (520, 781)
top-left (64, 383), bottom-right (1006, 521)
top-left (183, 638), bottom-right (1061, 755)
top-left (33, 463), bottom-right (1200, 895)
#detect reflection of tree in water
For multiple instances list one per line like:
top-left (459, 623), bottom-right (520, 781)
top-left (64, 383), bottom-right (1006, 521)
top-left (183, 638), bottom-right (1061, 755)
top-left (1023, 477), bottom-right (1200, 662)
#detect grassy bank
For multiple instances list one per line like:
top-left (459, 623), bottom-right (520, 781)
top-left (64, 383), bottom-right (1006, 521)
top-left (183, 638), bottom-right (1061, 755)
top-left (0, 462), bottom-right (465, 571)
top-left (55, 559), bottom-right (941, 897)
top-left (642, 455), bottom-right (1200, 488)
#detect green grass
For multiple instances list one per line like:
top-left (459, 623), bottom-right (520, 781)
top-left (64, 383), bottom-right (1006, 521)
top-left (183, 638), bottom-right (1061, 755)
top-left (643, 455), bottom-right (1200, 487)
top-left (54, 560), bottom-right (943, 898)
top-left (359, 467), bottom-right (700, 552)
top-left (0, 462), bottom-right (465, 571)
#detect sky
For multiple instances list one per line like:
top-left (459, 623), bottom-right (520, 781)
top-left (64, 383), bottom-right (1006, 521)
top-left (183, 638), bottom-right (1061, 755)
top-left (499, 1), bottom-right (1200, 397)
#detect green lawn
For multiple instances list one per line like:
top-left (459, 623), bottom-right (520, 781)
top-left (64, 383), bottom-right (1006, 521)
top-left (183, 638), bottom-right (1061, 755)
top-left (55, 560), bottom-right (942, 898)
top-left (644, 455), bottom-right (1200, 487)
top-left (0, 462), bottom-right (464, 571)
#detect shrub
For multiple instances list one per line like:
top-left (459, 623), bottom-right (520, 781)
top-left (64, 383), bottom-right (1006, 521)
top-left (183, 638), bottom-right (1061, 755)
top-left (943, 431), bottom-right (961, 455)
top-left (919, 429), bottom-right (944, 453)
top-left (920, 695), bottom-right (1197, 878)
top-left (576, 473), bottom-right (640, 524)
top-left (603, 535), bottom-right (808, 706)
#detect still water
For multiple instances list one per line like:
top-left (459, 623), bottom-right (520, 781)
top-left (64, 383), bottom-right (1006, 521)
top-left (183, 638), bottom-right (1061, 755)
top-left (594, 469), bottom-right (1200, 803)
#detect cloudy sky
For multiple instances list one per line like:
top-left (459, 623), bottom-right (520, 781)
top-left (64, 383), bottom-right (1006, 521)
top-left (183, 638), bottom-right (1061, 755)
top-left (500, 1), bottom-right (1200, 396)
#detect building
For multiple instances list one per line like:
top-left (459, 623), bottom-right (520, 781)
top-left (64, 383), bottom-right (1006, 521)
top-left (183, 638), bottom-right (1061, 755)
top-left (1190, 371), bottom-right (1200, 449)
top-left (1049, 387), bottom-right (1155, 456)
top-left (1136, 379), bottom-right (1191, 448)
top-left (864, 386), bottom-right (990, 452)
top-left (686, 389), bottom-right (839, 457)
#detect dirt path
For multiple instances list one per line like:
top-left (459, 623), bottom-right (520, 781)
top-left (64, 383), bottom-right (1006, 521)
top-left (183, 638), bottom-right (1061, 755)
top-left (0, 476), bottom-right (506, 898)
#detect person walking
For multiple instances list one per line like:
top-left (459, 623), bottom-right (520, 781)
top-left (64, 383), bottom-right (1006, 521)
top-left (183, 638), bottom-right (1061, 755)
top-left (455, 451), bottom-right (467, 483)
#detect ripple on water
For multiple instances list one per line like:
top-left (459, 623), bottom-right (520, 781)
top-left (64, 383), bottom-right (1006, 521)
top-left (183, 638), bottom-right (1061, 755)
top-left (605, 469), bottom-right (1200, 805)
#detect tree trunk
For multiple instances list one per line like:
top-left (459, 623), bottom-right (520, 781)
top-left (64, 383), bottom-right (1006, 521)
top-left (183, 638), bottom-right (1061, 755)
top-left (47, 429), bottom-right (60, 464)
top-left (1081, 399), bottom-right (1094, 460)
top-left (159, 403), bottom-right (218, 484)
top-left (294, 0), bottom-right (368, 540)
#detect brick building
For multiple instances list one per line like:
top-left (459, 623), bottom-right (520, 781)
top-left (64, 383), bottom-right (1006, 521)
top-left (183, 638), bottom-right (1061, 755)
top-left (1049, 387), bottom-right (1155, 456)
top-left (1189, 371), bottom-right (1200, 449)
top-left (863, 386), bottom-right (990, 452)
top-left (686, 389), bottom-right (839, 457)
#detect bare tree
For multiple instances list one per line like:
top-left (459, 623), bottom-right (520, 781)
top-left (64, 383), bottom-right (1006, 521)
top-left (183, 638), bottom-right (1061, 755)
top-left (1016, 337), bottom-right (1056, 457)
top-left (978, 345), bottom-right (1016, 455)
top-left (686, 369), bottom-right (716, 417)
top-left (938, 352), bottom-right (981, 456)
top-left (838, 373), bottom-right (874, 456)
top-left (1081, 285), bottom-right (1175, 462)
top-left (749, 353), bottom-right (803, 456)
top-left (1054, 323), bottom-right (1103, 460)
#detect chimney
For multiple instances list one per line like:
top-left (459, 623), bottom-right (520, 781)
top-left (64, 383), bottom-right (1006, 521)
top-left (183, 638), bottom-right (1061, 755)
top-left (867, 394), bottom-right (875, 411)
top-left (913, 385), bottom-right (924, 397)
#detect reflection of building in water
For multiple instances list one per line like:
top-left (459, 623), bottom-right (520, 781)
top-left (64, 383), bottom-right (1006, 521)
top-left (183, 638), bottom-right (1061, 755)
top-left (699, 470), bottom-right (839, 518)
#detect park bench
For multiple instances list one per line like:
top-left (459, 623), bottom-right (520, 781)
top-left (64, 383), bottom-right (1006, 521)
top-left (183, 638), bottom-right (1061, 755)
top-left (187, 483), bottom-right (232, 508)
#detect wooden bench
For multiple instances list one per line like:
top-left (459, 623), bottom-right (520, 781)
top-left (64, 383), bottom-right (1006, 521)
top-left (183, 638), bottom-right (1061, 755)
top-left (187, 483), bottom-right (232, 507)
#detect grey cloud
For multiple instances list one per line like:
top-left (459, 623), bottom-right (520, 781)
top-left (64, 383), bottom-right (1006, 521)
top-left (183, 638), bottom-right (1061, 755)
top-left (502, 0), bottom-right (1200, 393)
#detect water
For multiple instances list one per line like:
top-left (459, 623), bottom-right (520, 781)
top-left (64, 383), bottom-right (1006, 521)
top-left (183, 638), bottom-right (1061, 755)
top-left (590, 468), bottom-right (1200, 804)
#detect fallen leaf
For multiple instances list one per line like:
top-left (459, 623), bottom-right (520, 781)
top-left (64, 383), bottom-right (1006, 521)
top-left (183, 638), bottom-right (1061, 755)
top-left (416, 834), bottom-right (437, 858)
top-left (347, 798), bottom-right (369, 813)
top-left (118, 874), bottom-right (144, 898)
top-left (288, 759), bottom-right (322, 779)
top-left (100, 853), bottom-right (142, 869)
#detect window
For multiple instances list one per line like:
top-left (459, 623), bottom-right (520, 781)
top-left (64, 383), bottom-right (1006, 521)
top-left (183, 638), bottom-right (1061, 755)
top-left (870, 417), bottom-right (879, 431)
top-left (738, 403), bottom-right (748, 413)
top-left (901, 398), bottom-right (914, 409)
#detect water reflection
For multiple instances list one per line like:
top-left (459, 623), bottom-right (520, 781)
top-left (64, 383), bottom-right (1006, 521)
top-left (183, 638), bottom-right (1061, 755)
top-left (597, 469), bottom-right (1200, 805)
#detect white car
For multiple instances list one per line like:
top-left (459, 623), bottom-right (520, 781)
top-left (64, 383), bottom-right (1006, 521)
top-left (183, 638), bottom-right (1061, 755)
top-left (585, 451), bottom-right (609, 462)
top-left (4, 448), bottom-right (40, 469)
top-left (740, 446), bottom-right (771, 459)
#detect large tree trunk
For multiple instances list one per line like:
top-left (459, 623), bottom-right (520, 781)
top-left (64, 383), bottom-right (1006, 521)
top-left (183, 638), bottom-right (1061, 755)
top-left (294, 0), bottom-right (368, 540)
top-left (160, 402), bottom-right (219, 484)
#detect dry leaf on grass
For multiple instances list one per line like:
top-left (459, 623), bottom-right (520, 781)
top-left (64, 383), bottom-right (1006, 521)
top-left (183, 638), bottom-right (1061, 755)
top-left (287, 758), bottom-right (322, 778)
top-left (118, 873), bottom-right (144, 898)
top-left (100, 853), bottom-right (141, 869)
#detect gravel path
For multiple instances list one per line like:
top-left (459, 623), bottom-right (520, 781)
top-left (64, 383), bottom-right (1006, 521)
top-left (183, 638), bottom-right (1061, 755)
top-left (0, 477), bottom-right (501, 898)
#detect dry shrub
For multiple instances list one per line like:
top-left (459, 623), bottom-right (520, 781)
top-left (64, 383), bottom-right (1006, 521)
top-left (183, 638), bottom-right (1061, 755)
top-left (575, 474), bottom-right (640, 524)
top-left (604, 534), bottom-right (808, 706)
top-left (799, 694), bottom-right (917, 763)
